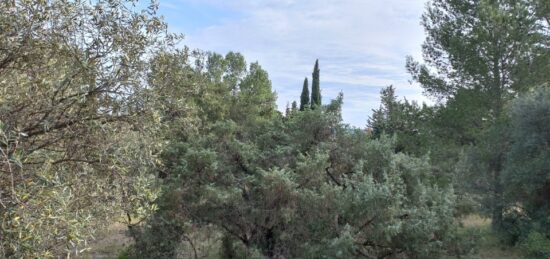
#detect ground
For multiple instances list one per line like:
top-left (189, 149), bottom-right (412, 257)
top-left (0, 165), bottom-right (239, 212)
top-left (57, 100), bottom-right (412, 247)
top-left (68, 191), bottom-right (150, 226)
top-left (78, 215), bottom-right (525, 258)
top-left (78, 223), bottom-right (222, 259)
top-left (77, 223), bottom-right (131, 259)
top-left (460, 214), bottom-right (524, 259)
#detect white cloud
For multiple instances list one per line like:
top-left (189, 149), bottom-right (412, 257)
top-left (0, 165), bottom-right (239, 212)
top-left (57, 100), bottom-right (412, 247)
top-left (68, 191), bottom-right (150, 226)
top-left (166, 0), bottom-right (430, 127)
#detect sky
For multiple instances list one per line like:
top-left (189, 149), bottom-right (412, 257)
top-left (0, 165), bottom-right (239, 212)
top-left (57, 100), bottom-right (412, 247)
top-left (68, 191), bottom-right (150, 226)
top-left (156, 0), bottom-right (431, 127)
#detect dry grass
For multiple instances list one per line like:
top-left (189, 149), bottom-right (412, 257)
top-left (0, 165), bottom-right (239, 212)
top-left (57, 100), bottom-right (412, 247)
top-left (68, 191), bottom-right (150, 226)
top-left (459, 214), bottom-right (525, 259)
top-left (461, 214), bottom-right (490, 228)
top-left (77, 223), bottom-right (132, 259)
top-left (77, 223), bottom-right (223, 259)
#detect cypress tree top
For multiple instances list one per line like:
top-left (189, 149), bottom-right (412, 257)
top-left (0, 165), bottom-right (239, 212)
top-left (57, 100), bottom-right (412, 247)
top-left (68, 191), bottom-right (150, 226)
top-left (311, 59), bottom-right (321, 107)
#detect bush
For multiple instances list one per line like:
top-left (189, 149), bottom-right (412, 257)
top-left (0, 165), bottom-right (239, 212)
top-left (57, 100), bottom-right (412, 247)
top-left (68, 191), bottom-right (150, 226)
top-left (523, 231), bottom-right (550, 259)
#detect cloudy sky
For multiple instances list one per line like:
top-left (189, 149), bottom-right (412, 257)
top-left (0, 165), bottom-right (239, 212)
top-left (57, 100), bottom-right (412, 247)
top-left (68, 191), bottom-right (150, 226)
top-left (156, 0), bottom-right (431, 127)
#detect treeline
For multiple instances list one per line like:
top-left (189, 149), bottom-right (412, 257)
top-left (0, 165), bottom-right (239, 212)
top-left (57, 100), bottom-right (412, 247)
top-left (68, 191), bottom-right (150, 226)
top-left (0, 0), bottom-right (548, 258)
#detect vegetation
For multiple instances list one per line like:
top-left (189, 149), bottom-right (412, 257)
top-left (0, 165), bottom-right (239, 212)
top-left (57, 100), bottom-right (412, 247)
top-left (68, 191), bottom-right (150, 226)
top-left (311, 59), bottom-right (322, 108)
top-left (0, 0), bottom-right (548, 258)
top-left (0, 0), bottom-right (174, 257)
top-left (300, 78), bottom-right (310, 111)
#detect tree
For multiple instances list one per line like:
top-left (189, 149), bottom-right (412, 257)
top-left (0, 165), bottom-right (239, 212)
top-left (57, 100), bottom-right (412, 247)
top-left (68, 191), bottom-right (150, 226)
top-left (291, 101), bottom-right (298, 112)
top-left (407, 0), bottom-right (549, 229)
top-left (153, 113), bottom-right (459, 258)
top-left (300, 77), bottom-right (310, 110)
top-left (285, 102), bottom-right (292, 117)
top-left (133, 73), bottom-right (464, 257)
top-left (367, 86), bottom-right (434, 155)
top-left (311, 59), bottom-right (321, 107)
top-left (368, 86), bottom-right (399, 138)
top-left (236, 62), bottom-right (277, 120)
top-left (500, 86), bottom-right (550, 251)
top-left (0, 0), bottom-right (173, 256)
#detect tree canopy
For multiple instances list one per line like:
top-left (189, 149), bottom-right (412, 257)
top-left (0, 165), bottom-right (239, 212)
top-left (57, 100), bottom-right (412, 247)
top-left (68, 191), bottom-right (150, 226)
top-left (1, 0), bottom-right (548, 258)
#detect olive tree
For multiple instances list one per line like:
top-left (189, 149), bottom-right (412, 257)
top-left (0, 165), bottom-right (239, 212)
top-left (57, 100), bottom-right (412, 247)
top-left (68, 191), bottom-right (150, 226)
top-left (0, 0), bottom-right (175, 256)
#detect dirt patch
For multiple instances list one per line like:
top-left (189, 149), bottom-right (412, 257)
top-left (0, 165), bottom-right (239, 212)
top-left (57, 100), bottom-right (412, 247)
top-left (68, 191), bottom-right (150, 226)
top-left (77, 223), bottom-right (132, 259)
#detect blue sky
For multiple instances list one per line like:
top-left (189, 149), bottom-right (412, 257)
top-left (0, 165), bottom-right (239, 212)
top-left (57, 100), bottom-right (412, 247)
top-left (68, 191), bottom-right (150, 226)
top-left (156, 0), bottom-right (431, 127)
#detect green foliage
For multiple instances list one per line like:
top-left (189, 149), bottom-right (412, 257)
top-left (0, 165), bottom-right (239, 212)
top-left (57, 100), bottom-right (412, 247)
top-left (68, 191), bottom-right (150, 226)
top-left (136, 78), bottom-right (462, 258)
top-left (407, 0), bottom-right (548, 101)
top-left (368, 86), bottom-right (398, 135)
top-left (300, 77), bottom-right (310, 111)
top-left (2, 0), bottom-right (546, 257)
top-left (503, 86), bottom-right (550, 213)
top-left (233, 62), bottom-right (277, 122)
top-left (311, 59), bottom-right (322, 107)
top-left (221, 234), bottom-right (237, 259)
top-left (0, 0), bottom-right (172, 256)
top-left (127, 183), bottom-right (186, 258)
top-left (408, 0), bottom-right (549, 231)
top-left (522, 231), bottom-right (550, 259)
top-left (367, 86), bottom-right (438, 158)
top-left (291, 101), bottom-right (298, 114)
top-left (497, 86), bottom-right (550, 253)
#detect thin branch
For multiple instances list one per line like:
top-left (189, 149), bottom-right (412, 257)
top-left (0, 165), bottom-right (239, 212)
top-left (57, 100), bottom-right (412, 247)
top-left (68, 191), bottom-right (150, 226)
top-left (325, 164), bottom-right (342, 186)
top-left (182, 234), bottom-right (198, 259)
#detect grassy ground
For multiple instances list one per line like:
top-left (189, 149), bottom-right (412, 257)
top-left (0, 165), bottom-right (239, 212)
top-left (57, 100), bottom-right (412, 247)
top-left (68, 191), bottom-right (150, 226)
top-left (460, 214), bottom-right (524, 259)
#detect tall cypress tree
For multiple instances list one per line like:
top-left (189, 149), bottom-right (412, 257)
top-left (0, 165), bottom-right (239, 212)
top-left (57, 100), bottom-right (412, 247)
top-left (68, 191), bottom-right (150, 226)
top-left (311, 59), bottom-right (321, 107)
top-left (299, 77), bottom-right (310, 111)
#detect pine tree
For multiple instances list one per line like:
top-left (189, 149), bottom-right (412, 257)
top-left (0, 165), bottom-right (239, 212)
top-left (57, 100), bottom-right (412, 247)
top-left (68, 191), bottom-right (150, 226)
top-left (300, 77), bottom-right (310, 111)
top-left (407, 0), bottom-right (549, 230)
top-left (311, 59), bottom-right (321, 107)
top-left (367, 86), bottom-right (398, 138)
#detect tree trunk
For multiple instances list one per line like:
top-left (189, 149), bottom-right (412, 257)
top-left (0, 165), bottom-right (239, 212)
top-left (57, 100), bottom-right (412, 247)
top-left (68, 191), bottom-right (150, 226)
top-left (491, 150), bottom-right (504, 231)
top-left (490, 50), bottom-right (505, 231)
